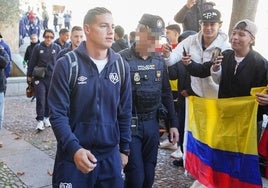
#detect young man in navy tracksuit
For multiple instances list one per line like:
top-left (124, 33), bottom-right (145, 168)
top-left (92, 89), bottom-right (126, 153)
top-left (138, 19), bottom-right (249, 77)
top-left (48, 7), bottom-right (132, 188)
top-left (27, 29), bottom-right (61, 131)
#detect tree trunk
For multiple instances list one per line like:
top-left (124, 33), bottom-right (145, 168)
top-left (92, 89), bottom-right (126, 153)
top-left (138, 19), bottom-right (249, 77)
top-left (229, 0), bottom-right (259, 36)
top-left (0, 0), bottom-right (20, 53)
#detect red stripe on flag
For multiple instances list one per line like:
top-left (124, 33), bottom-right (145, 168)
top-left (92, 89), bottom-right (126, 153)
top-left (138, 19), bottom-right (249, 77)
top-left (185, 151), bottom-right (263, 188)
top-left (258, 127), bottom-right (268, 178)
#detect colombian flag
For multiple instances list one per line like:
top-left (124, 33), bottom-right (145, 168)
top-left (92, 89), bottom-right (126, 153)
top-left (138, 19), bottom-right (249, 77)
top-left (184, 95), bottom-right (263, 188)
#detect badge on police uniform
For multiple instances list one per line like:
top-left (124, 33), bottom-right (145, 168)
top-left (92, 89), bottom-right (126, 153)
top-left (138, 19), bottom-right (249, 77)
top-left (134, 72), bottom-right (141, 83)
top-left (155, 70), bottom-right (161, 81)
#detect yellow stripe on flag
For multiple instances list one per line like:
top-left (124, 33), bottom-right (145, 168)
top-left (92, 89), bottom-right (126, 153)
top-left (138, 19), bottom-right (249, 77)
top-left (187, 95), bottom-right (258, 155)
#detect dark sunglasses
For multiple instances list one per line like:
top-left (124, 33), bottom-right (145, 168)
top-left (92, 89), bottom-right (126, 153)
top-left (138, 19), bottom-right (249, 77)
top-left (44, 36), bottom-right (54, 39)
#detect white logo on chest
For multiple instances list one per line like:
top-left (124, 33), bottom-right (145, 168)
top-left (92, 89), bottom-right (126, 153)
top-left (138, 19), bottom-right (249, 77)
top-left (109, 73), bottom-right (119, 84)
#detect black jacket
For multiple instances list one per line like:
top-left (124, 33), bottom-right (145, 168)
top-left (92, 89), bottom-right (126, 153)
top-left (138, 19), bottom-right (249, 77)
top-left (185, 49), bottom-right (268, 120)
top-left (168, 61), bottom-right (195, 102)
top-left (218, 50), bottom-right (267, 98)
top-left (24, 41), bottom-right (40, 64)
top-left (111, 39), bottom-right (128, 53)
top-left (174, 4), bottom-right (201, 32)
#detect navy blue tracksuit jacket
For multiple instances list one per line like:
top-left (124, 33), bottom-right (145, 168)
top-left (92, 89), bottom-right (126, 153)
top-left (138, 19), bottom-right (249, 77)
top-left (48, 41), bottom-right (132, 187)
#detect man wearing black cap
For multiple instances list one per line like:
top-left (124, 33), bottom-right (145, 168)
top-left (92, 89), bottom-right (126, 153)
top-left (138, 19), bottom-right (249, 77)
top-left (120, 13), bottom-right (179, 188)
top-left (163, 8), bottom-right (231, 99)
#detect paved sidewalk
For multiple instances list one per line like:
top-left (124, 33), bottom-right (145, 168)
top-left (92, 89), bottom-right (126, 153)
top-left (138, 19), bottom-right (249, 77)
top-left (0, 128), bottom-right (53, 188)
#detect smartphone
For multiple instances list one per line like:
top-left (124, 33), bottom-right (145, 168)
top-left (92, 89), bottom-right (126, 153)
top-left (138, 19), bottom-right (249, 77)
top-left (183, 46), bottom-right (187, 56)
top-left (160, 35), bottom-right (168, 45)
top-left (160, 35), bottom-right (172, 52)
top-left (211, 47), bottom-right (221, 63)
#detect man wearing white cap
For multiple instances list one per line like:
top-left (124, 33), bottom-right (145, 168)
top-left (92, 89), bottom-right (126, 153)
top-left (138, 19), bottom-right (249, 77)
top-left (184, 19), bottom-right (267, 102)
top-left (181, 18), bottom-right (268, 188)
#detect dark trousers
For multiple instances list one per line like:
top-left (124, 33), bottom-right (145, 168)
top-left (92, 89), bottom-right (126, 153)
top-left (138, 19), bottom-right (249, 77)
top-left (43, 20), bottom-right (48, 30)
top-left (124, 118), bottom-right (159, 188)
top-left (177, 99), bottom-right (186, 153)
top-left (64, 22), bottom-right (70, 30)
top-left (34, 79), bottom-right (49, 121)
top-left (53, 149), bottom-right (123, 188)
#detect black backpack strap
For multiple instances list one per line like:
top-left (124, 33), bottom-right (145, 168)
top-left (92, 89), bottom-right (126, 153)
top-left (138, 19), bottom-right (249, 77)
top-left (115, 55), bottom-right (125, 88)
top-left (65, 51), bottom-right (78, 92)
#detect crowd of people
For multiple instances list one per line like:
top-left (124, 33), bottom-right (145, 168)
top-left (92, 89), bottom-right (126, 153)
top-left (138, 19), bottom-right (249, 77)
top-left (0, 0), bottom-right (267, 187)
top-left (19, 7), bottom-right (72, 47)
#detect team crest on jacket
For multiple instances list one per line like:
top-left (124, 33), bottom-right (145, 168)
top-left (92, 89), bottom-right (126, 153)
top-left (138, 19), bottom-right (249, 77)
top-left (109, 72), bottom-right (119, 84)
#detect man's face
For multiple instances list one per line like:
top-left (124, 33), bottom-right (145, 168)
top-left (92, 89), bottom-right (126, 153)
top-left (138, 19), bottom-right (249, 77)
top-left (230, 29), bottom-right (254, 52)
top-left (165, 29), bottom-right (179, 44)
top-left (135, 27), bottom-right (161, 54)
top-left (84, 13), bottom-right (115, 49)
top-left (71, 30), bottom-right (84, 48)
top-left (43, 32), bottom-right (54, 46)
top-left (201, 22), bottom-right (222, 41)
top-left (30, 35), bottom-right (38, 43)
top-left (60, 32), bottom-right (70, 43)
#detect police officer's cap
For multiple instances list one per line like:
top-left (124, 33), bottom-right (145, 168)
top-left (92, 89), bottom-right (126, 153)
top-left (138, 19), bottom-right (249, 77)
top-left (139, 14), bottom-right (165, 34)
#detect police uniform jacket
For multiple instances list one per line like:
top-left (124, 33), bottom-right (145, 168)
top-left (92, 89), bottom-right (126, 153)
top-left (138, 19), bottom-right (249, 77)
top-left (48, 41), bottom-right (132, 161)
top-left (120, 45), bottom-right (178, 128)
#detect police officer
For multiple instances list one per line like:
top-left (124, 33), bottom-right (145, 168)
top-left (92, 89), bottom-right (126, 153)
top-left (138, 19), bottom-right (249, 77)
top-left (27, 29), bottom-right (61, 131)
top-left (120, 14), bottom-right (179, 188)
